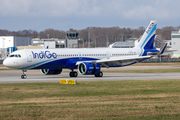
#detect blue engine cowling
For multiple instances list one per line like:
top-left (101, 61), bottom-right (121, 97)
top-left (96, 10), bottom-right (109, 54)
top-left (78, 62), bottom-right (101, 75)
top-left (40, 69), bottom-right (62, 75)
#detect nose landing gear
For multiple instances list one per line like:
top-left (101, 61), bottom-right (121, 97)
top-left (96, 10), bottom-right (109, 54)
top-left (21, 70), bottom-right (27, 79)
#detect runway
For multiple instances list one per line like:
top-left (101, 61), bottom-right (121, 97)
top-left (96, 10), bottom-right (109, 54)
top-left (0, 69), bottom-right (180, 83)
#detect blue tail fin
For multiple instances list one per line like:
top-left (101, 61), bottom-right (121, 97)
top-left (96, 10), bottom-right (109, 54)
top-left (136, 21), bottom-right (157, 49)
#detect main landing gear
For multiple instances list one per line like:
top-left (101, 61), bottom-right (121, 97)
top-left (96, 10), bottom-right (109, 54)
top-left (94, 71), bottom-right (103, 77)
top-left (21, 69), bottom-right (27, 79)
top-left (69, 70), bottom-right (78, 77)
top-left (69, 70), bottom-right (103, 77)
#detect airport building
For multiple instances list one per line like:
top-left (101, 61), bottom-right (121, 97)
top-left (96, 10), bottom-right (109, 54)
top-left (0, 36), bottom-right (32, 60)
top-left (32, 38), bottom-right (66, 49)
top-left (0, 36), bottom-right (32, 48)
top-left (32, 31), bottom-right (79, 48)
top-left (109, 35), bottom-right (165, 49)
top-left (109, 42), bottom-right (135, 48)
top-left (172, 30), bottom-right (180, 58)
top-left (109, 37), bottom-right (137, 48)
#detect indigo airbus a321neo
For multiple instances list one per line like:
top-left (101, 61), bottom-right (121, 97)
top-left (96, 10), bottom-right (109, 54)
top-left (3, 21), bottom-right (167, 79)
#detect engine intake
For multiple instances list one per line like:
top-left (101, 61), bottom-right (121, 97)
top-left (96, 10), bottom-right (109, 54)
top-left (78, 62), bottom-right (101, 75)
top-left (41, 69), bottom-right (62, 75)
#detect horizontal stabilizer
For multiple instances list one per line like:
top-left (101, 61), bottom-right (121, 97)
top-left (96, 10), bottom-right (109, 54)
top-left (147, 43), bottom-right (167, 56)
top-left (166, 50), bottom-right (177, 52)
top-left (147, 52), bottom-right (159, 55)
top-left (160, 43), bottom-right (167, 55)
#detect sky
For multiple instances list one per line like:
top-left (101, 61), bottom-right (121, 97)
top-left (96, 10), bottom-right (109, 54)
top-left (0, 0), bottom-right (180, 32)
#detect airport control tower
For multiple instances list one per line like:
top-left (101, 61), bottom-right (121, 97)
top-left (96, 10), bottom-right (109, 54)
top-left (66, 30), bottom-right (79, 48)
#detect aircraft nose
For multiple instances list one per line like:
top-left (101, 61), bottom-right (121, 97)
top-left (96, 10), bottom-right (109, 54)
top-left (3, 58), bottom-right (20, 69)
top-left (3, 59), bottom-right (9, 67)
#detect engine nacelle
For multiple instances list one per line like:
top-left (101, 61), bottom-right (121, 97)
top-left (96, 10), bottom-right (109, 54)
top-left (78, 62), bottom-right (101, 75)
top-left (40, 69), bottom-right (62, 75)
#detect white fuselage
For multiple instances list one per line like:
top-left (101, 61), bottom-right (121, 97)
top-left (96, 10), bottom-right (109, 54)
top-left (3, 47), bottom-right (141, 69)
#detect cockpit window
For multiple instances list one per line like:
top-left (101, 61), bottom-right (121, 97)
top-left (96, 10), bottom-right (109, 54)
top-left (9, 54), bottom-right (21, 58)
top-left (9, 55), bottom-right (15, 57)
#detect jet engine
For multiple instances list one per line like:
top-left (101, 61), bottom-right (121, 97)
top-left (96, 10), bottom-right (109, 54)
top-left (40, 69), bottom-right (62, 75)
top-left (78, 62), bottom-right (101, 75)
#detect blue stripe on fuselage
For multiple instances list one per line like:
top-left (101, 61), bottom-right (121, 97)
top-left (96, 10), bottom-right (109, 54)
top-left (20, 57), bottom-right (99, 70)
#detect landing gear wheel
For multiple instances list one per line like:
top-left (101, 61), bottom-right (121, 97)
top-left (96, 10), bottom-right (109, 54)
top-left (98, 72), bottom-right (103, 77)
top-left (21, 74), bottom-right (27, 79)
top-left (95, 71), bottom-right (103, 77)
top-left (21, 70), bottom-right (27, 79)
top-left (69, 72), bottom-right (73, 77)
top-left (69, 71), bottom-right (78, 77)
top-left (73, 72), bottom-right (78, 77)
top-left (95, 74), bottom-right (99, 77)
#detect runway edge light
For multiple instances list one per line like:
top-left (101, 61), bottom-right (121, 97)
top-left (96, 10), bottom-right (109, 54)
top-left (60, 79), bottom-right (77, 84)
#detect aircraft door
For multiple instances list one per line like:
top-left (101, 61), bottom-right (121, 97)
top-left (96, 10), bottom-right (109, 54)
top-left (106, 51), bottom-right (111, 59)
top-left (78, 52), bottom-right (82, 60)
top-left (26, 51), bottom-right (32, 62)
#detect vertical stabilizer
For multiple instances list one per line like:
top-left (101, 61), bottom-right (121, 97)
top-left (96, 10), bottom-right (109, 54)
top-left (136, 21), bottom-right (157, 49)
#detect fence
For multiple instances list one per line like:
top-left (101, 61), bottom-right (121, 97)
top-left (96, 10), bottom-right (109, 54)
top-left (142, 58), bottom-right (180, 63)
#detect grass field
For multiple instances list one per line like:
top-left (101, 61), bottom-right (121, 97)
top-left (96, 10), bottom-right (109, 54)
top-left (1, 80), bottom-right (180, 120)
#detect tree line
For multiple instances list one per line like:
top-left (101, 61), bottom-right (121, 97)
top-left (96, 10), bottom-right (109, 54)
top-left (0, 26), bottom-right (179, 47)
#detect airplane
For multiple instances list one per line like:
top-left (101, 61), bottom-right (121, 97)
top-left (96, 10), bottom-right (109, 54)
top-left (3, 20), bottom-right (166, 79)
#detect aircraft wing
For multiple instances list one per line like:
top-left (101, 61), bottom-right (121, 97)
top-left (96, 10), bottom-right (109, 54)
top-left (76, 56), bottom-right (151, 68)
top-left (95, 56), bottom-right (151, 67)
